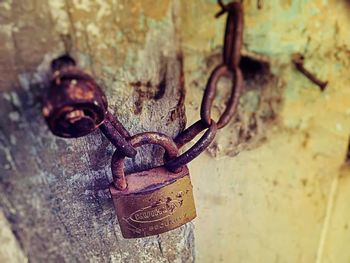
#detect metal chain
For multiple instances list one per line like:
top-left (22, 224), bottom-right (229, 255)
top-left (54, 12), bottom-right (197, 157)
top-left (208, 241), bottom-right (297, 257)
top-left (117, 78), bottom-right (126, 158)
top-left (164, 0), bottom-right (244, 171)
top-left (111, 132), bottom-right (179, 190)
top-left (44, 0), bottom-right (244, 175)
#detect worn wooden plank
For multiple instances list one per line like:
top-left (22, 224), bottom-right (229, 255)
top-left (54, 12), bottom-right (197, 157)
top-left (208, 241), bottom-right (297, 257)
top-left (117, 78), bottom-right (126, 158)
top-left (0, 0), bottom-right (193, 262)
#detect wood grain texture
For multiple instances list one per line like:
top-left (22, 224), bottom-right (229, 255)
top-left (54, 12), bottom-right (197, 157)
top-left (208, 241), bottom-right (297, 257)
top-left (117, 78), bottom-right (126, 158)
top-left (0, 0), bottom-right (193, 262)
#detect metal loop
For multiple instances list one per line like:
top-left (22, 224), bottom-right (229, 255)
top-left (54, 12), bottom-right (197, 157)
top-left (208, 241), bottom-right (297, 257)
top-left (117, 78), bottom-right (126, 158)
top-left (105, 111), bottom-right (131, 138)
top-left (111, 132), bottom-right (179, 190)
top-left (222, 2), bottom-right (243, 69)
top-left (174, 120), bottom-right (208, 149)
top-left (200, 64), bottom-right (243, 129)
top-left (165, 120), bottom-right (217, 172)
top-left (99, 118), bottom-right (137, 158)
top-left (44, 0), bottom-right (246, 177)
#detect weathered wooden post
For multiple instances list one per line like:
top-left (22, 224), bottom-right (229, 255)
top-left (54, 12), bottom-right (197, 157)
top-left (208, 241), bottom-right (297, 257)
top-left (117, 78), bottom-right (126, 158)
top-left (0, 0), bottom-right (194, 262)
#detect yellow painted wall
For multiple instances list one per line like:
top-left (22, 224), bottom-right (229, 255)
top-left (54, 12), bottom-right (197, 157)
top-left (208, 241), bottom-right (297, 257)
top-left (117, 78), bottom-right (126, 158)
top-left (179, 1), bottom-right (350, 262)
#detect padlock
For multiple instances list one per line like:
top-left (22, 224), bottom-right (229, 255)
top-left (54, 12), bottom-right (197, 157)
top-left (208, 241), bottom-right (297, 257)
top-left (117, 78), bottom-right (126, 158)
top-left (109, 132), bottom-right (196, 238)
top-left (42, 55), bottom-right (107, 138)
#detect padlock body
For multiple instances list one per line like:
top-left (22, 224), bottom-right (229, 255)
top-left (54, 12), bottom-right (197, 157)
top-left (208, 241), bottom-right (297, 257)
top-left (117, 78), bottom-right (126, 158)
top-left (109, 166), bottom-right (196, 238)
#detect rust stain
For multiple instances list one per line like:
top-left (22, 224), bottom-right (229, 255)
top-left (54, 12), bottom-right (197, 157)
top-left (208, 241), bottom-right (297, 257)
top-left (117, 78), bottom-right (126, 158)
top-left (163, 52), bottom-right (186, 127)
top-left (131, 68), bottom-right (167, 114)
top-left (67, 81), bottom-right (94, 101)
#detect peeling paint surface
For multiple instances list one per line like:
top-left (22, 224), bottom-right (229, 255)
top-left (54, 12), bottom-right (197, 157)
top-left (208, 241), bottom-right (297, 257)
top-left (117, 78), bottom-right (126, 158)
top-left (179, 0), bottom-right (350, 262)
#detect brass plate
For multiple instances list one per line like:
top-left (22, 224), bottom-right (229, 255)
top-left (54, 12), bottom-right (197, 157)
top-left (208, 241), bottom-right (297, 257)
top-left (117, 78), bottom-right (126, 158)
top-left (110, 166), bottom-right (196, 238)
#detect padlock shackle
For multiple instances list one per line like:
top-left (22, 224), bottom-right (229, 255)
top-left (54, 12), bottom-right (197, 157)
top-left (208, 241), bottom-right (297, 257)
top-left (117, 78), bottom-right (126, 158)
top-left (111, 132), bottom-right (179, 190)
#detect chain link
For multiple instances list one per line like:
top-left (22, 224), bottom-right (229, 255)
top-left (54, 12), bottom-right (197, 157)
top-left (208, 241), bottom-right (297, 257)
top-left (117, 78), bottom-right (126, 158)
top-left (44, 1), bottom-right (244, 173)
top-left (219, 1), bottom-right (244, 70)
top-left (165, 120), bottom-right (217, 172)
top-left (163, 0), bottom-right (244, 171)
top-left (99, 115), bottom-right (136, 158)
top-left (200, 65), bottom-right (243, 129)
top-left (111, 132), bottom-right (179, 190)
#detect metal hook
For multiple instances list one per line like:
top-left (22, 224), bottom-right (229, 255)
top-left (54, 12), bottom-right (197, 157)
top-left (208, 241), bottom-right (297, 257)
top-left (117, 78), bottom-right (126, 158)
top-left (216, 0), bottom-right (229, 18)
top-left (216, 0), bottom-right (243, 18)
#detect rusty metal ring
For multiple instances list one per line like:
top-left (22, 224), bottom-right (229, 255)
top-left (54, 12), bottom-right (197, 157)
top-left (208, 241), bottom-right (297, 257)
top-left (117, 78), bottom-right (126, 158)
top-left (99, 119), bottom-right (137, 158)
top-left (174, 120), bottom-right (209, 149)
top-left (111, 132), bottom-right (179, 190)
top-left (99, 110), bottom-right (136, 158)
top-left (105, 111), bottom-right (131, 138)
top-left (165, 120), bottom-right (217, 172)
top-left (223, 2), bottom-right (243, 69)
top-left (200, 64), bottom-right (243, 129)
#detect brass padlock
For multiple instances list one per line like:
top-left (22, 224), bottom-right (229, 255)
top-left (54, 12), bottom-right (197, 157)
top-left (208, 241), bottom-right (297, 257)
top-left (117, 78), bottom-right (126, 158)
top-left (109, 132), bottom-right (196, 238)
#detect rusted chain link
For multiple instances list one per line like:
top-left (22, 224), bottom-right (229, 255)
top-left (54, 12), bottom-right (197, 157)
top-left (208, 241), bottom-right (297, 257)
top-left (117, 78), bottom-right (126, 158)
top-left (111, 132), bottom-right (179, 190)
top-left (217, 1), bottom-right (244, 70)
top-left (105, 111), bottom-right (131, 138)
top-left (99, 111), bottom-right (137, 157)
top-left (107, 1), bottom-right (243, 171)
top-left (165, 121), bottom-right (217, 172)
top-left (173, 120), bottom-right (209, 148)
top-left (200, 1), bottom-right (243, 130)
top-left (201, 65), bottom-right (243, 129)
top-left (43, 0), bottom-right (244, 174)
top-left (163, 1), bottom-right (244, 171)
top-left (99, 117), bottom-right (136, 158)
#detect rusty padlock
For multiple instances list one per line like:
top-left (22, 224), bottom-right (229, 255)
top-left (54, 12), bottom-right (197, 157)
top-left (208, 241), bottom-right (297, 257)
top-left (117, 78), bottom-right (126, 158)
top-left (109, 132), bottom-right (196, 238)
top-left (42, 55), bottom-right (108, 138)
